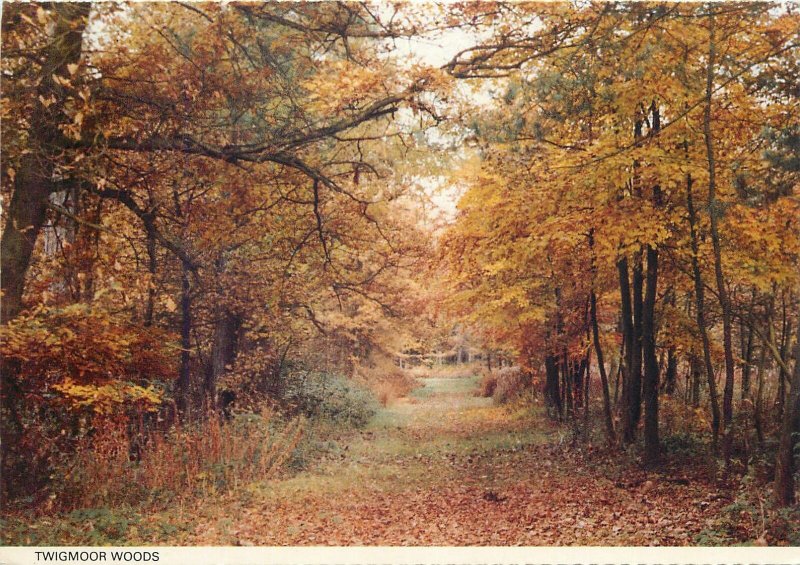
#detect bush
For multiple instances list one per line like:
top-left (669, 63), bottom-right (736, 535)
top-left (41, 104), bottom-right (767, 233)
top-left (280, 369), bottom-right (379, 427)
top-left (492, 366), bottom-right (527, 404)
top-left (0, 304), bottom-right (175, 504)
top-left (478, 371), bottom-right (497, 397)
top-left (355, 354), bottom-right (420, 406)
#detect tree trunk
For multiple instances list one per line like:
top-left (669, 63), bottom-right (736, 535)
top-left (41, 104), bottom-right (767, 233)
top-left (642, 102), bottom-right (662, 465)
top-left (642, 242), bottom-right (660, 464)
top-left (753, 339), bottom-right (767, 447)
top-left (590, 289), bottom-right (616, 445)
top-left (664, 291), bottom-right (677, 396)
top-left (776, 305), bottom-right (791, 422)
top-left (177, 264), bottom-right (193, 416)
top-left (703, 16), bottom-right (736, 468)
top-left (207, 307), bottom-right (242, 411)
top-left (629, 250), bottom-right (644, 440)
top-left (618, 257), bottom-right (637, 443)
top-left (588, 230), bottom-right (615, 444)
top-left (144, 228), bottom-right (157, 326)
top-left (0, 4), bottom-right (91, 323)
top-left (690, 354), bottom-right (702, 408)
top-left (773, 321), bottom-right (800, 506)
top-left (544, 354), bottom-right (562, 419)
top-left (665, 348), bottom-right (677, 396)
top-left (687, 170), bottom-right (721, 449)
top-left (740, 297), bottom-right (755, 400)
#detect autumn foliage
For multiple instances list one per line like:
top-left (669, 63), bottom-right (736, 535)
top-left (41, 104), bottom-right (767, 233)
top-left (1, 0), bottom-right (799, 546)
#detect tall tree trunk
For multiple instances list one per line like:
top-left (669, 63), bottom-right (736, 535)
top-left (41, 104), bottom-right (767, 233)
top-left (664, 348), bottom-right (677, 396)
top-left (687, 170), bottom-right (721, 449)
top-left (642, 101), bottom-right (662, 465)
top-left (664, 291), bottom-right (677, 396)
top-left (618, 257), bottom-right (637, 444)
top-left (740, 294), bottom-right (755, 400)
top-left (590, 289), bottom-right (616, 445)
top-left (631, 249), bottom-right (644, 427)
top-left (774, 320), bottom-right (800, 506)
top-left (690, 354), bottom-right (702, 408)
top-left (703, 16), bottom-right (736, 468)
top-left (753, 339), bottom-right (767, 447)
top-left (642, 243), bottom-right (660, 464)
top-left (776, 302), bottom-right (791, 422)
top-left (588, 230), bottom-right (615, 444)
top-left (622, 116), bottom-right (645, 444)
top-left (144, 228), bottom-right (157, 327)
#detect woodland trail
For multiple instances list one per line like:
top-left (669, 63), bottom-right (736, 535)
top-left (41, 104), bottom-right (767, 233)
top-left (175, 374), bottom-right (734, 546)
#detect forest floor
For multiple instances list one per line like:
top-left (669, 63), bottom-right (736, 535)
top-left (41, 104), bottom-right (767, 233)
top-left (5, 373), bottom-right (745, 546)
top-left (157, 374), bottom-right (737, 546)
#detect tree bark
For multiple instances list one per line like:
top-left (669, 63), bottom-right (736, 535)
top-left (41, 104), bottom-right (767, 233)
top-left (740, 295), bottom-right (755, 400)
top-left (588, 230), bottom-right (615, 444)
top-left (687, 171), bottom-right (721, 449)
top-left (642, 102), bottom-right (662, 465)
top-left (177, 264), bottom-right (193, 416)
top-left (776, 302), bottom-right (791, 421)
top-left (207, 306), bottom-right (242, 411)
top-left (544, 354), bottom-right (562, 419)
top-left (753, 338), bottom-right (767, 447)
top-left (0, 4), bottom-right (91, 323)
top-left (144, 228), bottom-right (157, 327)
top-left (618, 257), bottom-right (637, 444)
top-left (590, 289), bottom-right (616, 445)
top-left (690, 354), bottom-right (702, 408)
top-left (774, 320), bottom-right (800, 506)
top-left (631, 250), bottom-right (644, 431)
top-left (622, 116), bottom-right (645, 444)
top-left (703, 15), bottom-right (736, 468)
top-left (642, 242), bottom-right (660, 464)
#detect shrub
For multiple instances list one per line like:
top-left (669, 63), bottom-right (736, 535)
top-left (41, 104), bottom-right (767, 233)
top-left (478, 371), bottom-right (497, 397)
top-left (355, 354), bottom-right (420, 406)
top-left (492, 366), bottom-right (527, 404)
top-left (280, 369), bottom-right (379, 427)
top-left (0, 304), bottom-right (175, 503)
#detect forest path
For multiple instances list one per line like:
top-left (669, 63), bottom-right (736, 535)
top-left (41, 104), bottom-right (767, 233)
top-left (179, 374), bottom-right (729, 545)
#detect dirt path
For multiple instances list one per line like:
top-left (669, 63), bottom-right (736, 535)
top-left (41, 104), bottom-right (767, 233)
top-left (176, 375), bottom-right (732, 546)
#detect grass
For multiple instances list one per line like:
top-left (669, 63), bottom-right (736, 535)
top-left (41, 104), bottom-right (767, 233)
top-left (2, 366), bottom-right (743, 546)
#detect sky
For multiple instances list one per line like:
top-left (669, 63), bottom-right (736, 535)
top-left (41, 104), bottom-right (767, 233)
top-left (388, 22), bottom-right (497, 223)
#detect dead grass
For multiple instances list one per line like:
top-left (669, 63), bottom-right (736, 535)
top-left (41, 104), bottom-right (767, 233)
top-left (355, 354), bottom-right (420, 406)
top-left (53, 411), bottom-right (303, 511)
top-left (5, 371), bottom-right (750, 546)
